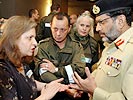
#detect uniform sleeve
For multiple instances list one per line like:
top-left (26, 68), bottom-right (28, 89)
top-left (34, 43), bottom-right (49, 76)
top-left (0, 66), bottom-right (18, 100)
top-left (70, 42), bottom-right (86, 77)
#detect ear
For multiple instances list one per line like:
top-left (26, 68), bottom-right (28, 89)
top-left (117, 15), bottom-right (126, 29)
top-left (68, 25), bottom-right (71, 33)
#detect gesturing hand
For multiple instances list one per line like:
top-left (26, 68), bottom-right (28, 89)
top-left (70, 67), bottom-right (97, 96)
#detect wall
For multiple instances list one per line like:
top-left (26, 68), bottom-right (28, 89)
top-left (0, 0), bottom-right (69, 18)
top-left (68, 0), bottom-right (94, 15)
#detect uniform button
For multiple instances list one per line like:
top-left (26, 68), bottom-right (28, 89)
top-left (107, 52), bottom-right (110, 54)
top-left (99, 66), bottom-right (102, 69)
top-left (107, 71), bottom-right (111, 75)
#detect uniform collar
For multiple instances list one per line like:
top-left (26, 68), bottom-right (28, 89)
top-left (113, 27), bottom-right (133, 51)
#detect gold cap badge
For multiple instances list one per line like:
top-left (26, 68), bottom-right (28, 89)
top-left (93, 5), bottom-right (100, 14)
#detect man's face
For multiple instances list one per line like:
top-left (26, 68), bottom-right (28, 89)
top-left (33, 10), bottom-right (40, 21)
top-left (70, 14), bottom-right (77, 25)
top-left (51, 17), bottom-right (70, 44)
top-left (95, 14), bottom-right (121, 43)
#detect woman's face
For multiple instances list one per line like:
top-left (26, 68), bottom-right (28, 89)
top-left (16, 28), bottom-right (37, 57)
top-left (77, 17), bottom-right (91, 37)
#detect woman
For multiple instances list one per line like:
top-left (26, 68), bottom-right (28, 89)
top-left (0, 16), bottom-right (65, 100)
top-left (70, 11), bottom-right (100, 72)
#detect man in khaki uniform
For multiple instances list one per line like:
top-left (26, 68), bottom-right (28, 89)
top-left (34, 12), bottom-right (86, 100)
top-left (69, 0), bottom-right (133, 100)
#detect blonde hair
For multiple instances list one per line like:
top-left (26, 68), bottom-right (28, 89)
top-left (76, 11), bottom-right (94, 37)
top-left (0, 16), bottom-right (37, 68)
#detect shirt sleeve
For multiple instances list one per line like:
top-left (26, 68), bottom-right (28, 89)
top-left (0, 66), bottom-right (18, 100)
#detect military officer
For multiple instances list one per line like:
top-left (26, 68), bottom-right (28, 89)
top-left (34, 12), bottom-right (86, 100)
top-left (69, 0), bottom-right (133, 100)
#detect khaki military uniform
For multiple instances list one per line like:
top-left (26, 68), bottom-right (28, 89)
top-left (34, 35), bottom-right (85, 84)
top-left (91, 27), bottom-right (133, 100)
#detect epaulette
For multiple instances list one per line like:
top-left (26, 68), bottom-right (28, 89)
top-left (128, 37), bottom-right (133, 44)
top-left (39, 38), bottom-right (50, 44)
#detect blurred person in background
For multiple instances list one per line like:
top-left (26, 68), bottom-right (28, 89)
top-left (36, 3), bottom-right (61, 42)
top-left (28, 8), bottom-right (40, 23)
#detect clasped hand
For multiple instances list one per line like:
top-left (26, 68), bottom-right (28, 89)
top-left (40, 59), bottom-right (56, 73)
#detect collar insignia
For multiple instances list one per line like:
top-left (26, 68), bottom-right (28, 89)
top-left (115, 39), bottom-right (124, 47)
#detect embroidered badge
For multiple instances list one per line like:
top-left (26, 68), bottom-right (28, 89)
top-left (105, 56), bottom-right (122, 70)
top-left (93, 5), bottom-right (100, 14)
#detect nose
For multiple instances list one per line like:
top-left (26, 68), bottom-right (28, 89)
top-left (56, 30), bottom-right (61, 36)
top-left (33, 38), bottom-right (37, 48)
top-left (96, 23), bottom-right (102, 32)
top-left (83, 26), bottom-right (86, 31)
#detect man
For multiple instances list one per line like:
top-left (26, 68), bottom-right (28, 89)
top-left (70, 14), bottom-right (78, 26)
top-left (28, 8), bottom-right (40, 23)
top-left (69, 0), bottom-right (133, 100)
top-left (34, 12), bottom-right (86, 100)
top-left (36, 3), bottom-right (61, 42)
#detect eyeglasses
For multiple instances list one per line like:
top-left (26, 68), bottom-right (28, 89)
top-left (96, 17), bottom-right (111, 26)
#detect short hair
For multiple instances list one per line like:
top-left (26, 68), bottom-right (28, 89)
top-left (51, 3), bottom-right (60, 11)
top-left (0, 16), bottom-right (37, 68)
top-left (51, 12), bottom-right (70, 27)
top-left (28, 8), bottom-right (36, 18)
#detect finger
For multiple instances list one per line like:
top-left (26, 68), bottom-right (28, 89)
top-left (69, 84), bottom-right (80, 90)
top-left (74, 72), bottom-right (82, 82)
top-left (85, 67), bottom-right (91, 78)
top-left (72, 73), bottom-right (80, 86)
top-left (43, 59), bottom-right (50, 63)
top-left (53, 78), bottom-right (64, 83)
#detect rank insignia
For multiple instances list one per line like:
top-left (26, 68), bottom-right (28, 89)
top-left (105, 56), bottom-right (122, 70)
top-left (115, 39), bottom-right (124, 47)
top-left (93, 5), bottom-right (100, 14)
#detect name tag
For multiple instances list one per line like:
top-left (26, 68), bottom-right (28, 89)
top-left (26, 70), bottom-right (33, 78)
top-left (45, 23), bottom-right (50, 27)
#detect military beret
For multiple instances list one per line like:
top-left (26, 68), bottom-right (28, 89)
top-left (92, 0), bottom-right (133, 15)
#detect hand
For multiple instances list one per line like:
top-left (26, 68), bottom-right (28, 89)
top-left (40, 78), bottom-right (63, 100)
top-left (59, 84), bottom-right (69, 92)
top-left (40, 59), bottom-right (56, 73)
top-left (70, 67), bottom-right (97, 96)
top-left (65, 88), bottom-right (83, 98)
